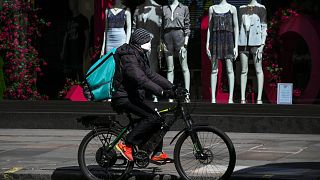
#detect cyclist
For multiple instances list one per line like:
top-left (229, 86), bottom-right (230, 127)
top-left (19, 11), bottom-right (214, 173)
top-left (111, 28), bottom-right (175, 162)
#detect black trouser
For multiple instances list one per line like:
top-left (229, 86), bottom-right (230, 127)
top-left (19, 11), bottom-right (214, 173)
top-left (113, 98), bottom-right (163, 153)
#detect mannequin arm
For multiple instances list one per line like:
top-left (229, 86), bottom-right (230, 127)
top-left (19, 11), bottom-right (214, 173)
top-left (184, 36), bottom-right (189, 46)
top-left (132, 8), bottom-right (138, 32)
top-left (231, 6), bottom-right (239, 59)
top-left (259, 6), bottom-right (268, 50)
top-left (184, 5), bottom-right (191, 40)
top-left (206, 6), bottom-right (213, 59)
top-left (180, 36), bottom-right (188, 59)
top-left (60, 32), bottom-right (67, 60)
top-left (101, 9), bottom-right (108, 57)
top-left (125, 8), bottom-right (132, 44)
top-left (260, 23), bottom-right (267, 48)
top-left (257, 28), bottom-right (267, 61)
top-left (258, 21), bottom-right (268, 58)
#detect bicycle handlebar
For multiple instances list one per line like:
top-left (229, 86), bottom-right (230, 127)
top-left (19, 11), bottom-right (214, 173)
top-left (172, 84), bottom-right (189, 101)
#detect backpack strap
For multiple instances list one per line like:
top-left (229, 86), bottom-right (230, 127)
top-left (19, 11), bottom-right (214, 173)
top-left (85, 52), bottom-right (114, 78)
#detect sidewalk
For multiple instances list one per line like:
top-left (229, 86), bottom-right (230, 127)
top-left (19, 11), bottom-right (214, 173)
top-left (1, 129), bottom-right (320, 180)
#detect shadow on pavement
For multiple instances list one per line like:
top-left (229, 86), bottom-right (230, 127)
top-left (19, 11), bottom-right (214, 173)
top-left (51, 166), bottom-right (179, 180)
top-left (231, 162), bottom-right (320, 180)
top-left (51, 166), bottom-right (85, 180)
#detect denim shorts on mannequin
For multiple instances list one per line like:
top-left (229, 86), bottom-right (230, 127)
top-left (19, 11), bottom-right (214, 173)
top-left (163, 29), bottom-right (185, 56)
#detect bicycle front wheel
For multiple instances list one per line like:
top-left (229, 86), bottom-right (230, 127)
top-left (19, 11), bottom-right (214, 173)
top-left (78, 128), bottom-right (134, 180)
top-left (174, 126), bottom-right (236, 180)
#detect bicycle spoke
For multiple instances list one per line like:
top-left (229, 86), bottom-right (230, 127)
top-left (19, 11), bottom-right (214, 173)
top-left (79, 129), bottom-right (133, 180)
top-left (174, 127), bottom-right (235, 180)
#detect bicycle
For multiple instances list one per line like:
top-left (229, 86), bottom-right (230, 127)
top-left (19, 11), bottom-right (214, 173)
top-left (77, 86), bottom-right (236, 180)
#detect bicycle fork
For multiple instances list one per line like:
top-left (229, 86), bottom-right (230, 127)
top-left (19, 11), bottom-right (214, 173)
top-left (181, 107), bottom-right (207, 160)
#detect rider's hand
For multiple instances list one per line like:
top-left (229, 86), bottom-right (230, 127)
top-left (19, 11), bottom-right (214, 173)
top-left (162, 89), bottom-right (175, 99)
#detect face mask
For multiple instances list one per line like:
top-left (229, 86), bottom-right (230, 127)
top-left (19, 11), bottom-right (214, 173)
top-left (141, 41), bottom-right (152, 52)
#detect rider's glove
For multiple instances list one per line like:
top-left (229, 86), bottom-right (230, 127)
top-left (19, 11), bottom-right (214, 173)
top-left (162, 89), bottom-right (175, 99)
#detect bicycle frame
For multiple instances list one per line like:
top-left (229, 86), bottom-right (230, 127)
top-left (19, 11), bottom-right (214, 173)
top-left (92, 96), bottom-right (206, 161)
top-left (78, 91), bottom-right (236, 180)
top-left (158, 99), bottom-right (207, 157)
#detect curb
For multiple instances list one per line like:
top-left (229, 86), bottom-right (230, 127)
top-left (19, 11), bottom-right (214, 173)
top-left (1, 168), bottom-right (179, 180)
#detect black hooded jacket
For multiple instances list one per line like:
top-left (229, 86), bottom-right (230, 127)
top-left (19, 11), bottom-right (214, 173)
top-left (111, 43), bottom-right (172, 103)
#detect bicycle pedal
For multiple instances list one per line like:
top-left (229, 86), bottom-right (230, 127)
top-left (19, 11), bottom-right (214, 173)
top-left (150, 158), bottom-right (173, 165)
top-left (150, 160), bottom-right (166, 165)
top-left (164, 158), bottom-right (174, 163)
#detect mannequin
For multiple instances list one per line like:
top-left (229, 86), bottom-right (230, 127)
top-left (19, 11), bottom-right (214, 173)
top-left (163, 0), bottom-right (191, 102)
top-left (133, 0), bottom-right (162, 102)
top-left (238, 0), bottom-right (267, 104)
top-left (60, 0), bottom-right (89, 81)
top-left (206, 0), bottom-right (239, 104)
top-left (100, 0), bottom-right (131, 56)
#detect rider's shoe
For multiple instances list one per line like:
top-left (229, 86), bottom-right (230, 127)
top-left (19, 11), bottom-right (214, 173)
top-left (151, 152), bottom-right (169, 161)
top-left (116, 141), bottom-right (134, 161)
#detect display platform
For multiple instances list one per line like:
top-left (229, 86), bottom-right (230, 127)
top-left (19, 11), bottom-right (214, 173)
top-left (0, 100), bottom-right (319, 134)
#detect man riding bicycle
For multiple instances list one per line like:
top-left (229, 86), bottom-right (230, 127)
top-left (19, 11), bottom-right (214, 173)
top-left (111, 28), bottom-right (175, 162)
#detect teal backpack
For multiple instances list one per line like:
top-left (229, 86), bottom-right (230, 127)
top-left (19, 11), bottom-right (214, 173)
top-left (83, 48), bottom-right (117, 101)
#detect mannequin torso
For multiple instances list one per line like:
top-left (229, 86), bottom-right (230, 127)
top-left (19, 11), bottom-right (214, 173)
top-left (134, 0), bottom-right (161, 28)
top-left (108, 0), bottom-right (125, 16)
top-left (238, 0), bottom-right (267, 104)
top-left (142, 0), bottom-right (160, 20)
top-left (163, 0), bottom-right (191, 100)
top-left (101, 0), bottom-right (131, 55)
top-left (169, 0), bottom-right (179, 20)
top-left (206, 0), bottom-right (239, 104)
top-left (239, 0), bottom-right (267, 46)
top-left (212, 0), bottom-right (232, 14)
top-left (206, 0), bottom-right (239, 60)
top-left (247, 0), bottom-right (264, 7)
top-left (133, 0), bottom-right (162, 73)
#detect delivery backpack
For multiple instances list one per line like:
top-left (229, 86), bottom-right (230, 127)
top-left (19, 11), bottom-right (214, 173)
top-left (82, 48), bottom-right (117, 101)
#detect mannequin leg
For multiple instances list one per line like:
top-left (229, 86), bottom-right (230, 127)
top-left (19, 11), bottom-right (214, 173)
top-left (211, 58), bottom-right (218, 103)
top-left (149, 48), bottom-right (159, 73)
top-left (254, 55), bottom-right (264, 104)
top-left (240, 53), bottom-right (249, 104)
top-left (179, 50), bottom-right (190, 102)
top-left (166, 54), bottom-right (174, 102)
top-left (179, 50), bottom-right (190, 92)
top-left (226, 59), bottom-right (234, 104)
top-left (166, 54), bottom-right (174, 84)
top-left (149, 48), bottom-right (159, 102)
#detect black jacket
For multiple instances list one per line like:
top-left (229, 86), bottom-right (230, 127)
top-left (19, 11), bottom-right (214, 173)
top-left (111, 43), bottom-right (172, 103)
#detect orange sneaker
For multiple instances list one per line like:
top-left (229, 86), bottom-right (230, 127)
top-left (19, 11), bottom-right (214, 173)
top-left (116, 141), bottom-right (133, 161)
top-left (151, 152), bottom-right (169, 161)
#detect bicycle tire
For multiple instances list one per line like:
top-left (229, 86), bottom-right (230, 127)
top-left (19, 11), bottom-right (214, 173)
top-left (174, 126), bottom-right (236, 180)
top-left (78, 128), bottom-right (134, 180)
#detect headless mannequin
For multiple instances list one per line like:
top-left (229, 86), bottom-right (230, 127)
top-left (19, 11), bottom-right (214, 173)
top-left (100, 0), bottom-right (131, 56)
top-left (60, 0), bottom-right (89, 80)
top-left (239, 0), bottom-right (267, 104)
top-left (165, 0), bottom-right (190, 102)
top-left (133, 0), bottom-right (162, 102)
top-left (206, 0), bottom-right (239, 104)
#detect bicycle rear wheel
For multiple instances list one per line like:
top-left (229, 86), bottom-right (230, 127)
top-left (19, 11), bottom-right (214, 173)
top-left (174, 126), bottom-right (236, 180)
top-left (78, 128), bottom-right (134, 180)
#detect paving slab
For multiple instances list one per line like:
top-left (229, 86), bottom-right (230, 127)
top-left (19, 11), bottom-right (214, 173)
top-left (1, 129), bottom-right (320, 180)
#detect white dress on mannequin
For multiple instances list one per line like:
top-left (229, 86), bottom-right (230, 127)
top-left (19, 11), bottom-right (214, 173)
top-left (238, 0), bottom-right (267, 104)
top-left (206, 0), bottom-right (239, 104)
top-left (100, 0), bottom-right (131, 56)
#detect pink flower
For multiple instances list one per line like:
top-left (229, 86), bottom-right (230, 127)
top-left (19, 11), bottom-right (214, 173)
top-left (46, 22), bottom-right (52, 27)
top-left (35, 67), bottom-right (41, 72)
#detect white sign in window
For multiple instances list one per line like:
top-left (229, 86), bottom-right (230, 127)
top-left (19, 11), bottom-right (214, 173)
top-left (277, 83), bottom-right (293, 104)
